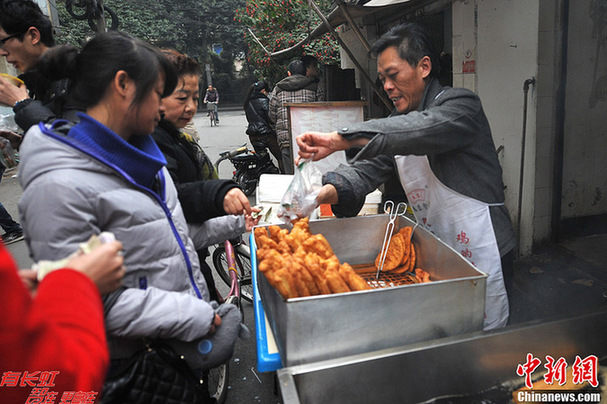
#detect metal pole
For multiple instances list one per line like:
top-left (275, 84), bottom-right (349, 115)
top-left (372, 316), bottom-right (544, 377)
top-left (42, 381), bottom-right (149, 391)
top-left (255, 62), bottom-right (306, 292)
top-left (518, 77), bottom-right (535, 258)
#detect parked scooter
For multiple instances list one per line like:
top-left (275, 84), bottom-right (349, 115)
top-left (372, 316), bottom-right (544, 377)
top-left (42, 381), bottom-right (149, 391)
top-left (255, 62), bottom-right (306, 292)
top-left (215, 143), bottom-right (279, 196)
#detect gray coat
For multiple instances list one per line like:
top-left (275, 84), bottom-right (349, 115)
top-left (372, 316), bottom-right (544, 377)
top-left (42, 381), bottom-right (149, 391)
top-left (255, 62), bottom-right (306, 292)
top-left (18, 122), bottom-right (245, 358)
top-left (325, 78), bottom-right (516, 257)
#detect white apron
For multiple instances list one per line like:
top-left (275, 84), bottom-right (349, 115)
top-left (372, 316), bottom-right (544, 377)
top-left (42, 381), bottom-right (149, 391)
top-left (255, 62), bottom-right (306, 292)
top-left (395, 155), bottom-right (509, 329)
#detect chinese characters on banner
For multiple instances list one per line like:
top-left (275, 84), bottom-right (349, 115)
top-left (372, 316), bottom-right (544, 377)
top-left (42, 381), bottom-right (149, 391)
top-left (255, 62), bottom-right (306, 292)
top-left (516, 353), bottom-right (599, 389)
top-left (0, 371), bottom-right (98, 404)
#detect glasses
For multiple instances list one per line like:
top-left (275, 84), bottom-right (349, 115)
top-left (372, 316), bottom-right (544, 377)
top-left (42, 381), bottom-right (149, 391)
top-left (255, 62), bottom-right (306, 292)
top-left (0, 31), bottom-right (26, 49)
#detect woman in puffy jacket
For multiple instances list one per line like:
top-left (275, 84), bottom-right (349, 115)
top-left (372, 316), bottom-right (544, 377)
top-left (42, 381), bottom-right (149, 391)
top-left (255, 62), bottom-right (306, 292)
top-left (244, 81), bottom-right (284, 173)
top-left (17, 31), bottom-right (246, 401)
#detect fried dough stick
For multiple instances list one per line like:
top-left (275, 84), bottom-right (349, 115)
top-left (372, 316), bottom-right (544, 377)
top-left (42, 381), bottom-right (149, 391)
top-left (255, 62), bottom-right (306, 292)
top-left (268, 225), bottom-right (288, 243)
top-left (258, 249), bottom-right (298, 299)
top-left (292, 249), bottom-right (320, 295)
top-left (339, 263), bottom-right (371, 291)
top-left (303, 253), bottom-right (332, 295)
top-left (303, 234), bottom-right (335, 259)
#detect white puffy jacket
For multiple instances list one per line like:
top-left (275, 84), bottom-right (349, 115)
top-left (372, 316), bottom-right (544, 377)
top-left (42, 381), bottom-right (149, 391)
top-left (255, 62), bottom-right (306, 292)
top-left (18, 119), bottom-right (245, 358)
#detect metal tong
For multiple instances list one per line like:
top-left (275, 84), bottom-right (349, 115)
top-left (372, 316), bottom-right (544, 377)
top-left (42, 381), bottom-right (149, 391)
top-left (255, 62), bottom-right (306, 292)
top-left (376, 200), bottom-right (407, 279)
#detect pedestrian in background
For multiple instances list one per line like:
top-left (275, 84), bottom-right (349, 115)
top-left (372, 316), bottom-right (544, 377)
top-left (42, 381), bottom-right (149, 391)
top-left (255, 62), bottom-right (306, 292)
top-left (269, 59), bottom-right (322, 174)
top-left (203, 85), bottom-right (219, 124)
top-left (244, 80), bottom-right (284, 173)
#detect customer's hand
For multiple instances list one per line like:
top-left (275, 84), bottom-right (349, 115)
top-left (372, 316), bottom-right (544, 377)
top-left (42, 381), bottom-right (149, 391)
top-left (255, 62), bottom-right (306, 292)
top-left (66, 241), bottom-right (126, 294)
top-left (208, 313), bottom-right (222, 335)
top-left (0, 76), bottom-right (28, 107)
top-left (0, 130), bottom-right (23, 150)
top-left (244, 212), bottom-right (261, 232)
top-left (223, 188), bottom-right (253, 216)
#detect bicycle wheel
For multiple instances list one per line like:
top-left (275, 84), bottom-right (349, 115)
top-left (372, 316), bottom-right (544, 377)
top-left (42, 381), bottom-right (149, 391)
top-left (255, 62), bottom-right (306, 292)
top-left (236, 170), bottom-right (258, 196)
top-left (209, 110), bottom-right (215, 126)
top-left (65, 0), bottom-right (89, 20)
top-left (207, 362), bottom-right (229, 404)
top-left (212, 244), bottom-right (253, 303)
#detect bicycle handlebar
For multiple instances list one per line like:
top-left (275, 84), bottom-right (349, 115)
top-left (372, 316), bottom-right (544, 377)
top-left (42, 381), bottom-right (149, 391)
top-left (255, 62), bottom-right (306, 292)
top-left (214, 144), bottom-right (249, 170)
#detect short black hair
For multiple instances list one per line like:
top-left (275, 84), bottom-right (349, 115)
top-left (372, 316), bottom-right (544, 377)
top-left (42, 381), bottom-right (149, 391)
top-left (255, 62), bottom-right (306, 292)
top-left (370, 22), bottom-right (440, 78)
top-left (301, 55), bottom-right (318, 70)
top-left (287, 59), bottom-right (306, 76)
top-left (0, 0), bottom-right (55, 47)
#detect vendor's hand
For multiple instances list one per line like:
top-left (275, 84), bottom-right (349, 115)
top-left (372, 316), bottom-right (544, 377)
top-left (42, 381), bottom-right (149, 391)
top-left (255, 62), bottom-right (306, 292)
top-left (0, 76), bottom-right (28, 107)
top-left (66, 240), bottom-right (126, 295)
top-left (208, 313), bottom-right (222, 335)
top-left (223, 188), bottom-right (253, 216)
top-left (0, 130), bottom-right (23, 150)
top-left (296, 131), bottom-right (349, 161)
top-left (317, 184), bottom-right (339, 205)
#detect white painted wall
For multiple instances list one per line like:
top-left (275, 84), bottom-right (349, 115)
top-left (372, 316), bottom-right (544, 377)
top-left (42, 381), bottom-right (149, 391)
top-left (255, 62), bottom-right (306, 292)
top-left (453, 0), bottom-right (540, 255)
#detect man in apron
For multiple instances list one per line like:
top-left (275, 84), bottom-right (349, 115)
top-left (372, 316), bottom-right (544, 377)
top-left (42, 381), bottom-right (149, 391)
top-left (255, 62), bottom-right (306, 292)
top-left (297, 22), bottom-right (515, 330)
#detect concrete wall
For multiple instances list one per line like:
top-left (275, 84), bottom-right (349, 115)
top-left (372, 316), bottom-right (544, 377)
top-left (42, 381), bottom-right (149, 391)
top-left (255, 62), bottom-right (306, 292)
top-left (453, 0), bottom-right (540, 254)
top-left (561, 2), bottom-right (607, 219)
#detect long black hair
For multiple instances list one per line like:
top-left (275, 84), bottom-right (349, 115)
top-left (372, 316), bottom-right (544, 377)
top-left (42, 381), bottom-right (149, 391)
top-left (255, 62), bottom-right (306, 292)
top-left (243, 81), bottom-right (269, 110)
top-left (36, 31), bottom-right (178, 110)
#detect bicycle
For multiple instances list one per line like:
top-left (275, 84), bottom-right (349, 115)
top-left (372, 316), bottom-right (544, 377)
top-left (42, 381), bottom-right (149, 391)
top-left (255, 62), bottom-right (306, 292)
top-left (206, 239), bottom-right (243, 403)
top-left (65, 0), bottom-right (119, 32)
top-left (210, 147), bottom-right (256, 303)
top-left (207, 102), bottom-right (218, 126)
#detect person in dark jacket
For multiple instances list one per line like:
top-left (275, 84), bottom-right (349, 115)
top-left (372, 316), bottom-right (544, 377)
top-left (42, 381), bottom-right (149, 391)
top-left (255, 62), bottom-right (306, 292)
top-left (0, 0), bottom-right (78, 139)
top-left (244, 81), bottom-right (284, 173)
top-left (152, 49), bottom-right (258, 301)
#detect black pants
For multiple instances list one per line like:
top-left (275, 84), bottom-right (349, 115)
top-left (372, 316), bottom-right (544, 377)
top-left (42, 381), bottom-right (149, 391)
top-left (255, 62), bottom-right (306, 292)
top-left (249, 133), bottom-right (284, 173)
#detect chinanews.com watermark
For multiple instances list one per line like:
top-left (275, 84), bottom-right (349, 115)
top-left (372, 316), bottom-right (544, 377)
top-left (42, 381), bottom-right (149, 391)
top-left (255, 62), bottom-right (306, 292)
top-left (0, 371), bottom-right (98, 404)
top-left (516, 390), bottom-right (601, 403)
top-left (515, 353), bottom-right (602, 403)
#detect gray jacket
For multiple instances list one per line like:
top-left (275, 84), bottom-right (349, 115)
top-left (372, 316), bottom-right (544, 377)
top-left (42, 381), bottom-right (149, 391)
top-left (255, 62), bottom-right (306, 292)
top-left (325, 78), bottom-right (516, 256)
top-left (18, 122), bottom-right (245, 358)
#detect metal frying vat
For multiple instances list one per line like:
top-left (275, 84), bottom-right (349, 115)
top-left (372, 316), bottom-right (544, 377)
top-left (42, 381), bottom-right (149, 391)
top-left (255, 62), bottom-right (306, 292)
top-left (277, 308), bottom-right (607, 403)
top-left (254, 214), bottom-right (487, 367)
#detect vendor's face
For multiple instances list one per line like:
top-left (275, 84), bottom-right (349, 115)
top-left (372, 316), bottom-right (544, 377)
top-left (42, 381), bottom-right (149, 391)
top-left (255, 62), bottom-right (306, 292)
top-left (377, 46), bottom-right (431, 114)
top-left (163, 74), bottom-right (199, 129)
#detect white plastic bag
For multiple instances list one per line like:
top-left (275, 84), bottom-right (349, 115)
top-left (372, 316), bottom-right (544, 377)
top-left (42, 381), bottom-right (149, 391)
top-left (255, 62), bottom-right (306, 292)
top-left (277, 160), bottom-right (323, 223)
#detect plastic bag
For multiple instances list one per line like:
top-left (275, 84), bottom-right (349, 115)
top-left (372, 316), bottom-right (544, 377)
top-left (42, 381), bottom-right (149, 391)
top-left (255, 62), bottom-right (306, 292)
top-left (0, 113), bottom-right (19, 133)
top-left (277, 160), bottom-right (323, 223)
